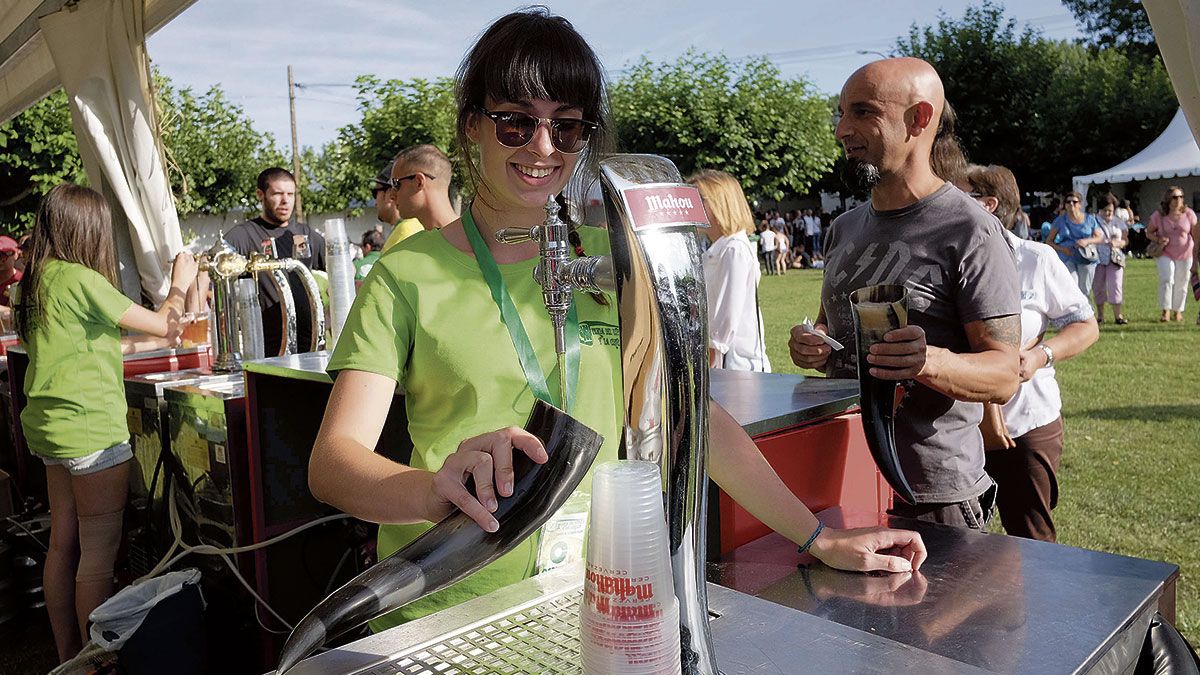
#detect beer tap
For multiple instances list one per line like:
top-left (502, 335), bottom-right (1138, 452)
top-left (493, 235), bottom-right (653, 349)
top-left (495, 195), bottom-right (614, 405)
top-left (198, 235), bottom-right (327, 371)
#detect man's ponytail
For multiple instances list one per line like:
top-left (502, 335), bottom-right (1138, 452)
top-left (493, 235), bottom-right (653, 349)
top-left (931, 100), bottom-right (968, 185)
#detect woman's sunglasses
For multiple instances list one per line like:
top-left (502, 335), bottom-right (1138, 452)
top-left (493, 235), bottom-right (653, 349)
top-left (1065, 199), bottom-right (1081, 205)
top-left (477, 108), bottom-right (598, 154)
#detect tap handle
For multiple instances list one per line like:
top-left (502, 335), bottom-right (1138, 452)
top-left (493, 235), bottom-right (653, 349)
top-left (495, 226), bottom-right (540, 245)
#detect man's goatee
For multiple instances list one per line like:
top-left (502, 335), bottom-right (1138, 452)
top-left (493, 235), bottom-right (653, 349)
top-left (843, 159), bottom-right (881, 192)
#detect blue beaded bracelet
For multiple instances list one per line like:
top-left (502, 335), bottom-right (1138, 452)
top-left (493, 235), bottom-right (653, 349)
top-left (797, 521), bottom-right (825, 555)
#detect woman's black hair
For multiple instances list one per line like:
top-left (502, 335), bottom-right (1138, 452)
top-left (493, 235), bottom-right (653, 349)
top-left (455, 7), bottom-right (613, 305)
top-left (454, 7), bottom-right (613, 206)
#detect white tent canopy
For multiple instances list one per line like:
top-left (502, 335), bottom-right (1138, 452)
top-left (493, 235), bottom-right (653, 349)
top-left (0, 0), bottom-right (191, 125)
top-left (1144, 0), bottom-right (1200, 142)
top-left (1073, 108), bottom-right (1200, 197)
top-left (1, 0), bottom-right (193, 303)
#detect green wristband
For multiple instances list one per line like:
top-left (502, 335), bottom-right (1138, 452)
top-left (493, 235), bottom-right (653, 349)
top-left (797, 521), bottom-right (825, 555)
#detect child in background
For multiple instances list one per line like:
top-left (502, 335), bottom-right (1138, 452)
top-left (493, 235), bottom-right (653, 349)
top-left (13, 184), bottom-right (197, 662)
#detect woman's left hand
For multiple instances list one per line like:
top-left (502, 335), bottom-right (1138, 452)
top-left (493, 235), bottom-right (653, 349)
top-left (809, 525), bottom-right (927, 573)
top-left (1018, 344), bottom-right (1047, 381)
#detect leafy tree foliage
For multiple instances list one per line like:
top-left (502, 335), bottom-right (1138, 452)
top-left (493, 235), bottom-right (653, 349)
top-left (896, 1), bottom-right (1176, 192)
top-left (301, 76), bottom-right (457, 214)
top-left (0, 75), bottom-right (284, 234)
top-left (609, 51), bottom-right (840, 202)
top-left (1061, 0), bottom-right (1157, 60)
top-left (0, 91), bottom-right (87, 234)
top-left (155, 74), bottom-right (286, 217)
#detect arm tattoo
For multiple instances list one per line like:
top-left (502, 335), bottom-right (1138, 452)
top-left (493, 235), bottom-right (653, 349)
top-left (980, 315), bottom-right (1021, 349)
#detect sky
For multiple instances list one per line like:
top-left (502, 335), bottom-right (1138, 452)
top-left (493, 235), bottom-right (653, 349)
top-left (147, 1), bottom-right (1084, 151)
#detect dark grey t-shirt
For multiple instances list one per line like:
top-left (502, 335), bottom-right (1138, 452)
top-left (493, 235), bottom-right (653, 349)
top-left (822, 183), bottom-right (1019, 503)
top-left (225, 218), bottom-right (326, 356)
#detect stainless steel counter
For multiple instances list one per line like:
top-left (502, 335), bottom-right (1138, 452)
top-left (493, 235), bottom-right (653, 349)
top-left (235, 361), bottom-right (857, 439)
top-left (278, 565), bottom-right (989, 675)
top-left (243, 351), bottom-right (333, 384)
top-left (280, 510), bottom-right (1176, 675)
top-left (708, 508), bottom-right (1178, 674)
top-left (708, 370), bottom-right (857, 437)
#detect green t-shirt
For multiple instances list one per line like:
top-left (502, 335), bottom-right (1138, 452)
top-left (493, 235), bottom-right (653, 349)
top-left (20, 259), bottom-right (134, 459)
top-left (327, 226), bottom-right (622, 630)
top-left (353, 251), bottom-right (381, 282)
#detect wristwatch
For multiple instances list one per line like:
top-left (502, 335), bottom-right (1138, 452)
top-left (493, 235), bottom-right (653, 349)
top-left (1037, 342), bottom-right (1055, 369)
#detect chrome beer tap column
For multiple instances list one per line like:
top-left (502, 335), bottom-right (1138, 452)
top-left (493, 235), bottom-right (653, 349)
top-left (599, 154), bottom-right (718, 675)
top-left (199, 236), bottom-right (250, 372)
top-left (497, 162), bottom-right (716, 673)
top-left (496, 196), bottom-right (614, 404)
top-left (198, 235), bottom-right (327, 372)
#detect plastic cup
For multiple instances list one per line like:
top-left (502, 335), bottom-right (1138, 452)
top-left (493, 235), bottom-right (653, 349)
top-left (582, 614), bottom-right (681, 675)
top-left (580, 461), bottom-right (681, 674)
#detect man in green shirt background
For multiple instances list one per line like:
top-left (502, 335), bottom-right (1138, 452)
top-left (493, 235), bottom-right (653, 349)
top-left (380, 145), bottom-right (458, 252)
top-left (354, 229), bottom-right (385, 284)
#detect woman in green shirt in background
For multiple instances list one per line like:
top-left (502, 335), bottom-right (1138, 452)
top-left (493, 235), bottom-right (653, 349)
top-left (14, 184), bottom-right (197, 662)
top-left (309, 8), bottom-right (927, 632)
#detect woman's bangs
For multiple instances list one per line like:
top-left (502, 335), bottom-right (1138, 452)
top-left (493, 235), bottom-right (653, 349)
top-left (483, 35), bottom-right (603, 117)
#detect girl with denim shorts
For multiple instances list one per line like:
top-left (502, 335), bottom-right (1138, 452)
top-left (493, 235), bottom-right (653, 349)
top-left (13, 184), bottom-right (197, 662)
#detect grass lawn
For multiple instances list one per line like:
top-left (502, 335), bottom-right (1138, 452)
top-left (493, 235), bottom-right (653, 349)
top-left (755, 257), bottom-right (1200, 642)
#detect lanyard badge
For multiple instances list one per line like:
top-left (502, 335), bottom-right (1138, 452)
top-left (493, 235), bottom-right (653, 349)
top-left (461, 207), bottom-right (581, 413)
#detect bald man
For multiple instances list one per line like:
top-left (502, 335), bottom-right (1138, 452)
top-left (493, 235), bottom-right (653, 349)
top-left (789, 58), bottom-right (1021, 529)
top-left (381, 144), bottom-right (458, 252)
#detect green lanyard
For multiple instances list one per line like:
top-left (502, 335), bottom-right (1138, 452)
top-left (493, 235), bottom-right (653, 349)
top-left (462, 206), bottom-right (580, 413)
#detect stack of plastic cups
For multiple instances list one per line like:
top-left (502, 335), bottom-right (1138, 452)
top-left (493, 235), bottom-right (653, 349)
top-left (235, 278), bottom-right (265, 361)
top-left (580, 461), bottom-right (682, 675)
top-left (323, 217), bottom-right (356, 347)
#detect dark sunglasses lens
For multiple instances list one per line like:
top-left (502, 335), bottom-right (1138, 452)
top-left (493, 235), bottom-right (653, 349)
top-left (494, 113), bottom-right (536, 148)
top-left (551, 120), bottom-right (589, 153)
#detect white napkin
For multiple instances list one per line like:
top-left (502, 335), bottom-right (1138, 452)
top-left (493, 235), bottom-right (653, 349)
top-left (801, 317), bottom-right (845, 351)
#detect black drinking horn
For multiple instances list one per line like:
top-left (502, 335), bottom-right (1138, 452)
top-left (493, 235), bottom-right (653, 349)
top-left (850, 284), bottom-right (918, 505)
top-left (276, 399), bottom-right (604, 674)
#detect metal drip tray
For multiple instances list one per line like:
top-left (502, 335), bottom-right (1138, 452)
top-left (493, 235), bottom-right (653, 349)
top-left (284, 566), bottom-right (988, 675)
top-left (359, 589), bottom-right (585, 675)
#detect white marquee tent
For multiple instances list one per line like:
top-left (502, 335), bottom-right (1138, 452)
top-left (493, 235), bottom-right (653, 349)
top-left (1073, 108), bottom-right (1200, 198)
top-left (1, 0), bottom-right (194, 302)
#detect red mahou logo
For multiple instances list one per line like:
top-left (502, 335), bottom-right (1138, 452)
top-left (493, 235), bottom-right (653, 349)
top-left (623, 186), bottom-right (709, 230)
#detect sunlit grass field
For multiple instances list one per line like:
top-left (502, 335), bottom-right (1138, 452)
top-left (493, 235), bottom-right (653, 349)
top-left (756, 257), bottom-right (1200, 642)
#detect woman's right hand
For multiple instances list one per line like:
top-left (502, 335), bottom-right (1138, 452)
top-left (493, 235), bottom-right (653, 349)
top-left (427, 427), bottom-right (549, 532)
top-left (809, 525), bottom-right (927, 573)
top-left (172, 251), bottom-right (198, 287)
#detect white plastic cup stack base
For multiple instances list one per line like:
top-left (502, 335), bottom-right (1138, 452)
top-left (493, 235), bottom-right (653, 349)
top-left (323, 217), bottom-right (355, 346)
top-left (580, 461), bottom-right (682, 675)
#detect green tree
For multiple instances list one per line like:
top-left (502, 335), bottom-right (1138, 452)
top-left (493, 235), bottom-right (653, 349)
top-left (1061, 0), bottom-right (1157, 60)
top-left (0, 90), bottom-right (87, 234)
top-left (155, 74), bottom-right (286, 217)
top-left (302, 75), bottom-right (457, 214)
top-left (610, 52), bottom-right (840, 201)
top-left (896, 1), bottom-right (1175, 192)
top-left (0, 75), bottom-right (283, 234)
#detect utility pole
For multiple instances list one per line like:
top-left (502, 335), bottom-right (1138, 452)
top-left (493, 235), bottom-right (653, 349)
top-left (288, 64), bottom-right (305, 223)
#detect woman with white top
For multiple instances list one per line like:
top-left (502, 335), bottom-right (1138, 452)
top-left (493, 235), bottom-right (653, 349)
top-left (962, 165), bottom-right (1098, 542)
top-left (1093, 194), bottom-right (1128, 325)
top-left (691, 169), bottom-right (771, 372)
